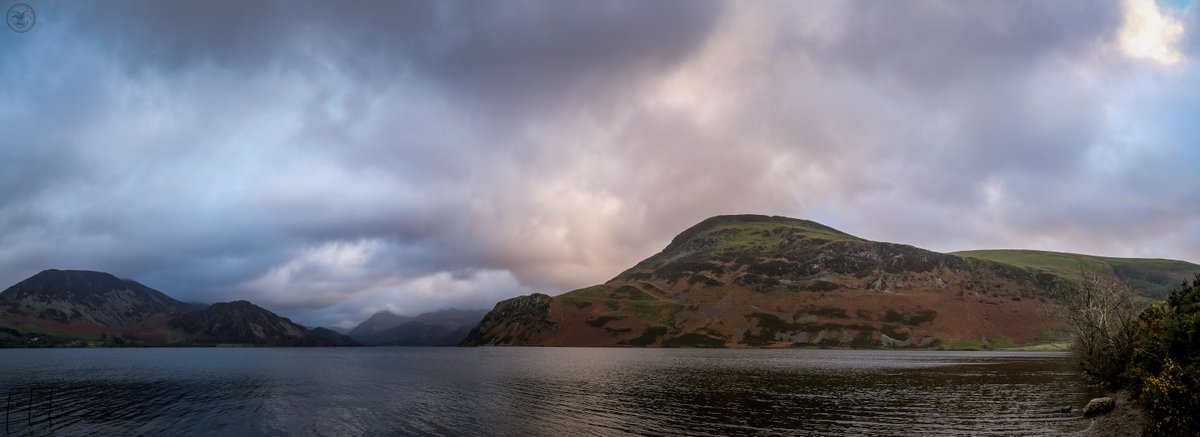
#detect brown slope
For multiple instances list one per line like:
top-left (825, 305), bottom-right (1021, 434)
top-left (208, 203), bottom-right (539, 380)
top-left (463, 215), bottom-right (1168, 348)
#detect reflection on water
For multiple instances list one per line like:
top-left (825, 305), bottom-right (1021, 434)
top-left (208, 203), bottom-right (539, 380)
top-left (0, 348), bottom-right (1095, 436)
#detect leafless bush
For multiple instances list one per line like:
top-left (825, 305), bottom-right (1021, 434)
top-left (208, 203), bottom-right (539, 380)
top-left (1051, 269), bottom-right (1145, 383)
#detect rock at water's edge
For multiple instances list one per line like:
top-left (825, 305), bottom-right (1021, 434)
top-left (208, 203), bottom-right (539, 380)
top-left (1083, 397), bottom-right (1116, 417)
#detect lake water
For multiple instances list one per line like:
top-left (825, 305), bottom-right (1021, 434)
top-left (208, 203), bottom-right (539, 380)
top-left (0, 348), bottom-right (1098, 436)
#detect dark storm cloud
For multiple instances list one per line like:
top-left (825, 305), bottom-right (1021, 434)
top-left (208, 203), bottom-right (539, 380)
top-left (74, 1), bottom-right (721, 117)
top-left (1, 0), bottom-right (1197, 328)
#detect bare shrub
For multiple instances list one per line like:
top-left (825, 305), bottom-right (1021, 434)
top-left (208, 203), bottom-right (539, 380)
top-left (1051, 269), bottom-right (1145, 384)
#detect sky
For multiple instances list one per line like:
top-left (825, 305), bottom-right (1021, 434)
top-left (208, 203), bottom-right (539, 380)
top-left (1, 0), bottom-right (1198, 328)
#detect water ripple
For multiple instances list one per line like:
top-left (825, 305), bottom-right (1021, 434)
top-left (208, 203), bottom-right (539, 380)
top-left (0, 348), bottom-right (1095, 436)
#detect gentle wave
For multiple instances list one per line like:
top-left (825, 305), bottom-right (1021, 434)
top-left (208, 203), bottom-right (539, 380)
top-left (0, 348), bottom-right (1095, 436)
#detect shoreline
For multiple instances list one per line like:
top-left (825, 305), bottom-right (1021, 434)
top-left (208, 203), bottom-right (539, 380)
top-left (1080, 390), bottom-right (1147, 437)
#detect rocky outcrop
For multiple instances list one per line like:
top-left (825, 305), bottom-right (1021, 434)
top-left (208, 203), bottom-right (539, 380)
top-left (460, 294), bottom-right (555, 346)
top-left (879, 333), bottom-right (908, 348)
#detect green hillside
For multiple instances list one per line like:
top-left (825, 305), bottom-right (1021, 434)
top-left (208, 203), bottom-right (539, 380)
top-left (669, 215), bottom-right (863, 254)
top-left (953, 249), bottom-right (1199, 298)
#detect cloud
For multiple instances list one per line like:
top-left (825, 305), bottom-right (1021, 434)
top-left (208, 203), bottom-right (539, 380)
top-left (1, 1), bottom-right (1198, 328)
top-left (1119, 0), bottom-right (1186, 66)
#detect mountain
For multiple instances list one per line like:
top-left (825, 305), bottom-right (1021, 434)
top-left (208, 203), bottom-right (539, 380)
top-left (0, 270), bottom-right (350, 347)
top-left (0, 269), bottom-right (193, 325)
top-left (347, 310), bottom-right (410, 343)
top-left (184, 302), bottom-right (212, 311)
top-left (463, 215), bottom-right (1200, 348)
top-left (0, 269), bottom-right (193, 344)
top-left (168, 300), bottom-right (344, 346)
top-left (322, 326), bottom-right (351, 335)
top-left (370, 309), bottom-right (486, 346)
top-left (310, 327), bottom-right (361, 346)
top-left (349, 309), bottom-right (486, 346)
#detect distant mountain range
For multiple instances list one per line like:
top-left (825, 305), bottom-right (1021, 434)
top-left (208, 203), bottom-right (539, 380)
top-left (0, 269), bottom-right (356, 347)
top-left (462, 215), bottom-right (1200, 348)
top-left (7, 215), bottom-right (1196, 350)
top-left (0, 269), bottom-right (486, 348)
top-left (347, 309), bottom-right (486, 346)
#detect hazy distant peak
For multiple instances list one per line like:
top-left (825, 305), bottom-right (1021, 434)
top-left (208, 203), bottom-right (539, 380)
top-left (347, 310), bottom-right (411, 342)
top-left (348, 308), bottom-right (487, 346)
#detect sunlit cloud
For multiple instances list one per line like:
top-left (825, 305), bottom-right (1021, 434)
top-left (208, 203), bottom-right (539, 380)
top-left (1118, 0), bottom-right (1186, 66)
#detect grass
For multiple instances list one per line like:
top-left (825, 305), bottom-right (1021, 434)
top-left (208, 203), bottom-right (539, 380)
top-left (700, 219), bottom-right (862, 253)
top-left (1031, 326), bottom-right (1071, 343)
top-left (984, 336), bottom-right (1017, 349)
top-left (953, 249), bottom-right (1196, 275)
top-left (999, 341), bottom-right (1071, 352)
top-left (629, 300), bottom-right (682, 326)
top-left (0, 321), bottom-right (96, 342)
top-left (164, 329), bottom-right (191, 344)
top-left (939, 336), bottom-right (1062, 351)
top-left (941, 339), bottom-right (986, 350)
top-left (558, 284), bottom-right (607, 307)
top-left (954, 249), bottom-right (1199, 298)
top-left (560, 284), bottom-right (607, 299)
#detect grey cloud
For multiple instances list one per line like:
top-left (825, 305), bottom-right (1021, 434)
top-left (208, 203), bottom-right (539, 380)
top-left (1, 1), bottom-right (1197, 327)
top-left (809, 1), bottom-right (1120, 95)
top-left (74, 1), bottom-right (722, 119)
top-left (794, 1), bottom-right (1120, 200)
top-left (423, 1), bottom-right (723, 115)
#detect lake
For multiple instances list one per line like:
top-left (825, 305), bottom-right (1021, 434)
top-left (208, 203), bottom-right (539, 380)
top-left (0, 348), bottom-right (1097, 436)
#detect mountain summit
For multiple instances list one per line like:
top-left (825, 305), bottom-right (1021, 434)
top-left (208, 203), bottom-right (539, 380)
top-left (463, 215), bottom-right (1200, 348)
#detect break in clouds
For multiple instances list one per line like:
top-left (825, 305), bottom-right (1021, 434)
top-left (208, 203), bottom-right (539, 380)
top-left (1, 0), bottom-right (1197, 328)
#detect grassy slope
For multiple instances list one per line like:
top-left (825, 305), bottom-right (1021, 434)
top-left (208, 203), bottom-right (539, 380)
top-left (691, 216), bottom-right (862, 254)
top-left (953, 249), bottom-right (1199, 298)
